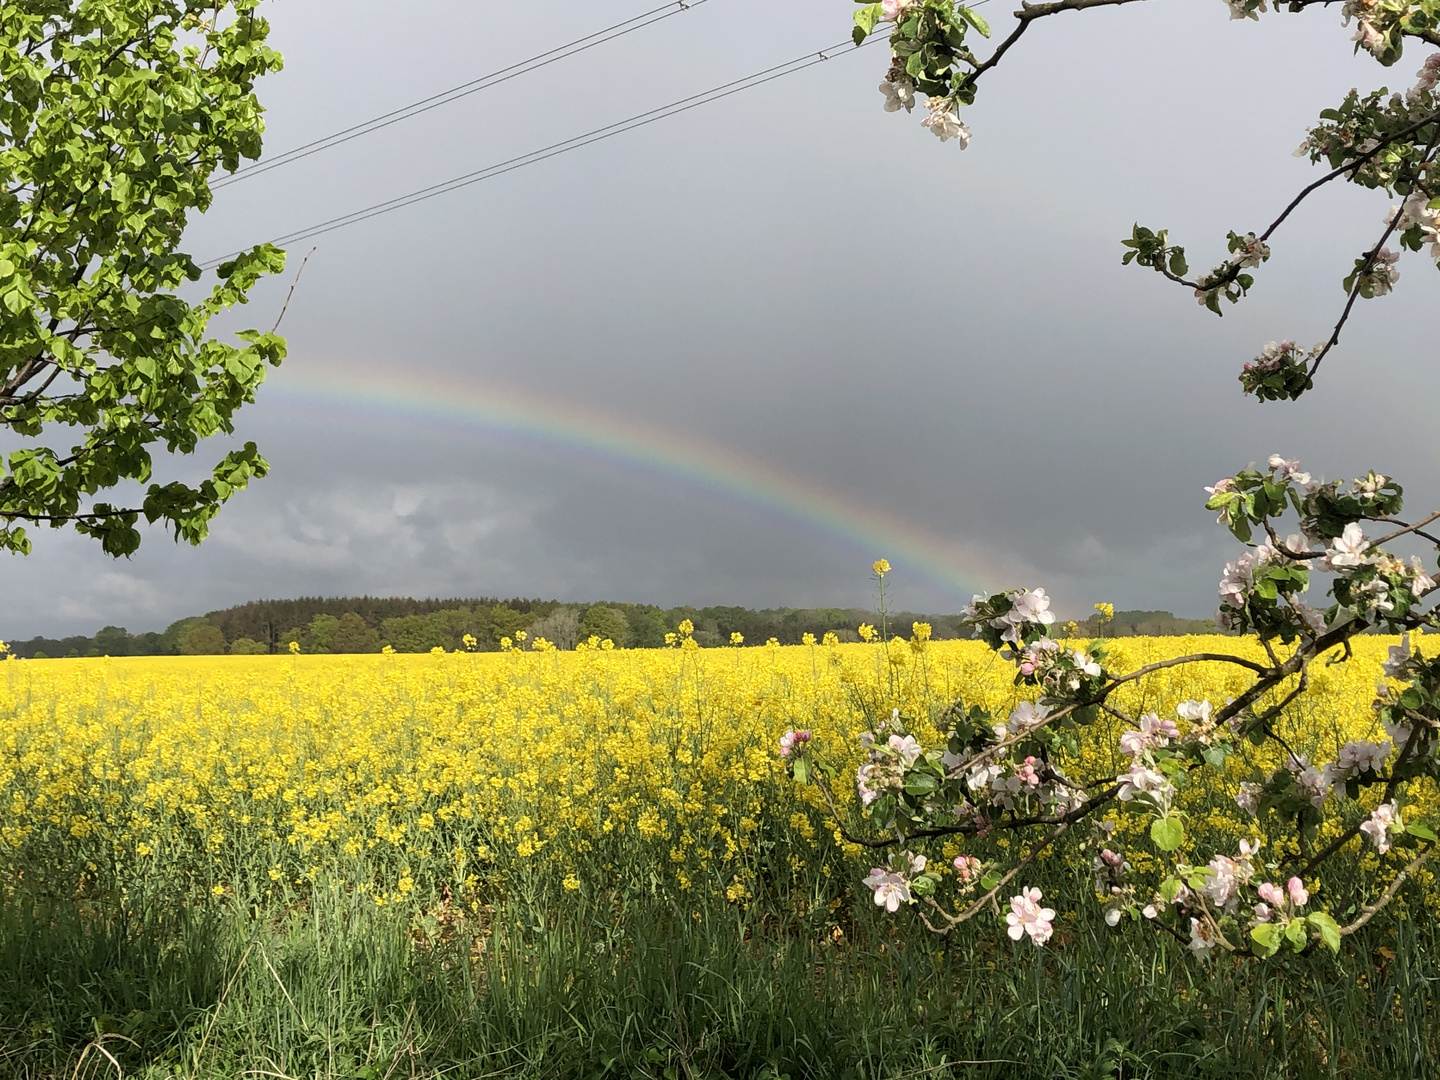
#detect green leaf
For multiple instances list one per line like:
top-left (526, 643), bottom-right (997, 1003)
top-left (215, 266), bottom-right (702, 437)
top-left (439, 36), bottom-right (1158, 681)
top-left (1307, 911), bottom-right (1341, 953)
top-left (904, 770), bottom-right (938, 795)
top-left (956, 5), bottom-right (991, 36)
top-left (1405, 821), bottom-right (1437, 842)
top-left (792, 757), bottom-right (809, 785)
top-left (1151, 817), bottom-right (1185, 852)
top-left (978, 871), bottom-right (1001, 892)
top-left (853, 4), bottom-right (883, 37)
top-left (1285, 918), bottom-right (1308, 949)
top-left (1251, 922), bottom-right (1281, 955)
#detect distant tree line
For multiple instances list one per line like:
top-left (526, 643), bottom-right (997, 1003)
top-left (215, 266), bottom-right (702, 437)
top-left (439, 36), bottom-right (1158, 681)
top-left (4, 599), bottom-right (1219, 658)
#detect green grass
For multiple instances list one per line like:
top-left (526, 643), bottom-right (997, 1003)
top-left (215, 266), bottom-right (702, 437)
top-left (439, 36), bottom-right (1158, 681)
top-left (2, 861), bottom-right (1436, 1080)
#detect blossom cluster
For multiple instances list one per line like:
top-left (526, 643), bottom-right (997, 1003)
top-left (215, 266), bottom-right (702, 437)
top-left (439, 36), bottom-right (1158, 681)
top-left (961, 588), bottom-right (1056, 649)
top-left (1205, 456), bottom-right (1435, 640)
top-left (1388, 188), bottom-right (1440, 264)
top-left (1238, 340), bottom-right (1319, 400)
top-left (864, 0), bottom-right (985, 146)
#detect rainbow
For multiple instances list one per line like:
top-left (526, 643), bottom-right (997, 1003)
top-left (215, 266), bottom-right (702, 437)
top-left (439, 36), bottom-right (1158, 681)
top-left (268, 367), bottom-right (1027, 603)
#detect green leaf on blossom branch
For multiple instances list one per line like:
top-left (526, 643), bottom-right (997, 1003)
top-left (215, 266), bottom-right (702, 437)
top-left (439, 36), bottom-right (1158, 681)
top-left (904, 770), bottom-right (939, 796)
top-left (956, 5), bottom-right (990, 37)
top-left (1150, 816), bottom-right (1185, 852)
top-left (1308, 912), bottom-right (1342, 954)
top-left (1285, 918), bottom-right (1309, 951)
top-left (1406, 820), bottom-right (1438, 842)
top-left (1251, 923), bottom-right (1282, 957)
top-left (853, 3), bottom-right (883, 43)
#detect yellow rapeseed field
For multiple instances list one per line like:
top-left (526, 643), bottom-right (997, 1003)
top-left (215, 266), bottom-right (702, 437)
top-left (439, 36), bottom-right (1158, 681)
top-left (0, 634), bottom-right (1417, 909)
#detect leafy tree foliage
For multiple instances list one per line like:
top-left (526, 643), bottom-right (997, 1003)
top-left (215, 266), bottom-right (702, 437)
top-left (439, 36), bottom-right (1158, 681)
top-left (329, 612), bottom-right (379, 653)
top-left (177, 622), bottom-right (223, 654)
top-left (579, 604), bottom-right (631, 646)
top-left (0, 1), bottom-right (286, 557)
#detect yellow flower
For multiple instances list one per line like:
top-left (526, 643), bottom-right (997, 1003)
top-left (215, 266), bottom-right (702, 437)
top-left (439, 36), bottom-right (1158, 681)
top-left (730, 632), bottom-right (744, 646)
top-left (562, 873), bottom-right (581, 891)
top-left (858, 623), bottom-right (877, 643)
top-left (288, 641), bottom-right (300, 655)
top-left (802, 633), bottom-right (816, 646)
top-left (1094, 602), bottom-right (1115, 622)
top-left (872, 559), bottom-right (891, 578)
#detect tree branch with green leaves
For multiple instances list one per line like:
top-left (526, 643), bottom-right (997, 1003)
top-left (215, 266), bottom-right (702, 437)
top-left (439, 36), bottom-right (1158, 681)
top-left (0, 0), bottom-right (286, 557)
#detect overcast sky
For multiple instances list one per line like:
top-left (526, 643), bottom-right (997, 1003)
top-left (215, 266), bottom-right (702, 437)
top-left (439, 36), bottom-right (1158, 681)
top-left (4, 0), bottom-right (1438, 638)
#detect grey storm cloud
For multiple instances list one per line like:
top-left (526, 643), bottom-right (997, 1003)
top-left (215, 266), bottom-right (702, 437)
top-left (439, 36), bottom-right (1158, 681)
top-left (3, 0), bottom-right (1437, 637)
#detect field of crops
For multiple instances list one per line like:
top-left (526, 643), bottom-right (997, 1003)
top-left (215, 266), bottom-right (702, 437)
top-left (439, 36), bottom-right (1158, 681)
top-left (1, 636), bottom-right (1437, 1079)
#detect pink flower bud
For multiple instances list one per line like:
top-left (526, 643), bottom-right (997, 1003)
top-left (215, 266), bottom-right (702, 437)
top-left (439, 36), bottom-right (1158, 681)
top-left (1287, 876), bottom-right (1308, 907)
top-left (1257, 882), bottom-right (1284, 906)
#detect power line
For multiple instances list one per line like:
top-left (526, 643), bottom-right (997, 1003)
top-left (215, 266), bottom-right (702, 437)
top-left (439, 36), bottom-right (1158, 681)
top-left (211, 0), bottom-right (712, 191)
top-left (201, 34), bottom-right (883, 269)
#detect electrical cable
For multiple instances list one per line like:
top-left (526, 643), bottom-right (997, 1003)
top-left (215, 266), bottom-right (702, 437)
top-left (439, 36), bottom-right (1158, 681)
top-left (210, 0), bottom-right (712, 191)
top-left (200, 33), bottom-right (884, 269)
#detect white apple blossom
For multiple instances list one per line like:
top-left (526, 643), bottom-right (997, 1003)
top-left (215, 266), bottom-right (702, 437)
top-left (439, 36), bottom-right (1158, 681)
top-left (1236, 232), bottom-right (1271, 267)
top-left (1366, 246), bottom-right (1401, 295)
top-left (1199, 855), bottom-right (1247, 912)
top-left (1268, 454), bottom-right (1312, 487)
top-left (1410, 52), bottom-right (1440, 105)
top-left (1351, 19), bottom-right (1385, 57)
top-left (1387, 191), bottom-right (1440, 258)
top-left (966, 762), bottom-right (1003, 793)
top-left (1187, 917), bottom-right (1219, 958)
top-left (778, 728), bottom-right (811, 758)
top-left (1224, 0), bottom-right (1266, 21)
top-left (1411, 558), bottom-right (1437, 596)
top-left (864, 867), bottom-right (912, 912)
top-left (1293, 762), bottom-right (1329, 809)
top-left (1333, 738), bottom-right (1392, 778)
top-left (1117, 762), bottom-right (1169, 803)
top-left (1323, 522), bottom-right (1371, 571)
top-left (856, 763), bottom-right (883, 807)
top-left (920, 97), bottom-right (971, 146)
top-left (878, 78), bottom-right (915, 114)
top-left (1005, 887), bottom-right (1056, 946)
top-left (1360, 800), bottom-right (1401, 854)
top-left (887, 733), bottom-right (922, 766)
top-left (1119, 712), bottom-right (1179, 757)
top-left (999, 700), bottom-right (1051, 739)
top-left (1381, 714), bottom-right (1414, 752)
top-left (1355, 576), bottom-right (1395, 620)
top-left (1236, 782), bottom-right (1263, 815)
top-left (880, 0), bottom-right (909, 20)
